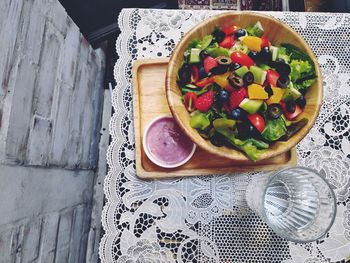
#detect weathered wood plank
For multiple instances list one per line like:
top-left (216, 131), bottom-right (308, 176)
top-left (21, 219), bottom-right (42, 261)
top-left (0, 0), bottom-right (24, 159)
top-left (66, 36), bottom-right (90, 169)
top-left (68, 205), bottom-right (85, 263)
top-left (33, 20), bottom-right (63, 119)
top-left (79, 51), bottom-right (98, 169)
top-left (49, 21), bottom-right (81, 167)
top-left (39, 213), bottom-right (59, 263)
top-left (0, 228), bottom-right (14, 263)
top-left (26, 115), bottom-right (52, 166)
top-left (78, 205), bottom-right (92, 262)
top-left (4, 58), bottom-right (37, 164)
top-left (0, 0), bottom-right (23, 100)
top-left (55, 210), bottom-right (74, 263)
top-left (2, 0), bottom-right (48, 164)
top-left (0, 0), bottom-right (105, 169)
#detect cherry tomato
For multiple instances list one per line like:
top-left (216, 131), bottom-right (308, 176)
top-left (222, 25), bottom-right (240, 36)
top-left (184, 92), bottom-right (197, 112)
top-left (230, 51), bottom-right (255, 68)
top-left (266, 69), bottom-right (280, 87)
top-left (195, 77), bottom-right (214, 87)
top-left (191, 65), bottom-right (199, 83)
top-left (280, 101), bottom-right (303, 120)
top-left (247, 113), bottom-right (265, 133)
top-left (261, 35), bottom-right (270, 48)
top-left (219, 35), bottom-right (235, 49)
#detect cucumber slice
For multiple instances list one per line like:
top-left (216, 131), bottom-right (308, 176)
top-left (247, 21), bottom-right (264, 37)
top-left (253, 21), bottom-right (264, 37)
top-left (235, 66), bottom-right (249, 78)
top-left (270, 46), bottom-right (278, 61)
top-left (282, 87), bottom-right (302, 101)
top-left (189, 48), bottom-right (201, 64)
top-left (250, 66), bottom-right (267, 85)
top-left (239, 98), bottom-right (263, 114)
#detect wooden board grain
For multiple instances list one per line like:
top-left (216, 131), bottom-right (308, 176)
top-left (133, 58), bottom-right (297, 179)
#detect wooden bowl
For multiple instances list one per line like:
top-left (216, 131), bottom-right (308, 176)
top-left (166, 12), bottom-right (323, 162)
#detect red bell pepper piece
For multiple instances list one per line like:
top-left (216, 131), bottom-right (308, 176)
top-left (195, 77), bottom-right (214, 88)
top-left (184, 92), bottom-right (197, 112)
top-left (219, 35), bottom-right (235, 49)
top-left (266, 69), bottom-right (280, 87)
top-left (191, 65), bottom-right (199, 83)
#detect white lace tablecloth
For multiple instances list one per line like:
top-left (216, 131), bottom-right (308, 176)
top-left (100, 9), bottom-right (350, 263)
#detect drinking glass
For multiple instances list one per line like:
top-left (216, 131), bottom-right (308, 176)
top-left (246, 167), bottom-right (337, 243)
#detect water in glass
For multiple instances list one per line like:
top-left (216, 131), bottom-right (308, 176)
top-left (246, 167), bottom-right (336, 242)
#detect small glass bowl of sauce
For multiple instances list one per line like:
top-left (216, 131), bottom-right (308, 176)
top-left (143, 116), bottom-right (196, 168)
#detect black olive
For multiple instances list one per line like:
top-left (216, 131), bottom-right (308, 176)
top-left (235, 29), bottom-right (247, 38)
top-left (264, 85), bottom-right (273, 97)
top-left (286, 100), bottom-right (296, 113)
top-left (200, 50), bottom-right (210, 60)
top-left (231, 108), bottom-right (246, 120)
top-left (243, 72), bottom-right (254, 86)
top-left (277, 76), bottom-right (290, 88)
top-left (210, 66), bottom-right (227, 75)
top-left (248, 51), bottom-right (260, 62)
top-left (228, 72), bottom-right (244, 89)
top-left (296, 95), bottom-right (306, 108)
top-left (267, 104), bottom-right (283, 119)
top-left (216, 56), bottom-right (232, 66)
top-left (210, 132), bottom-right (226, 147)
top-left (229, 63), bottom-right (241, 71)
top-left (178, 63), bottom-right (191, 85)
top-left (280, 118), bottom-right (309, 141)
top-left (259, 46), bottom-right (272, 63)
top-left (275, 60), bottom-right (291, 76)
top-left (212, 28), bottom-right (225, 43)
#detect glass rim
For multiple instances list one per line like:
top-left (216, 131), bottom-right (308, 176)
top-left (261, 166), bottom-right (337, 243)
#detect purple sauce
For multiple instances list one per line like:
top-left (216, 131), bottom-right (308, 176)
top-left (146, 117), bottom-right (194, 166)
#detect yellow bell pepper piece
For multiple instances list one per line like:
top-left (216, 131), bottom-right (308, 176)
top-left (213, 72), bottom-right (231, 89)
top-left (241, 36), bottom-right (262, 52)
top-left (248, 83), bottom-right (268, 100)
top-left (266, 87), bottom-right (285, 104)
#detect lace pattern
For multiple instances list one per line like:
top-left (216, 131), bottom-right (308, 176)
top-left (100, 9), bottom-right (350, 263)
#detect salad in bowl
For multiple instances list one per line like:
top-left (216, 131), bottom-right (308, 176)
top-left (172, 17), bottom-right (319, 161)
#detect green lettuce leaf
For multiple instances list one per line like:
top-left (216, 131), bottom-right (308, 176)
top-left (289, 60), bottom-right (312, 82)
top-left (289, 60), bottom-right (316, 90)
top-left (262, 117), bottom-right (287, 142)
top-left (216, 127), bottom-right (267, 161)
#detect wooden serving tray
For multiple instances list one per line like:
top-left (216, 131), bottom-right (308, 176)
top-left (132, 58), bottom-right (297, 179)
